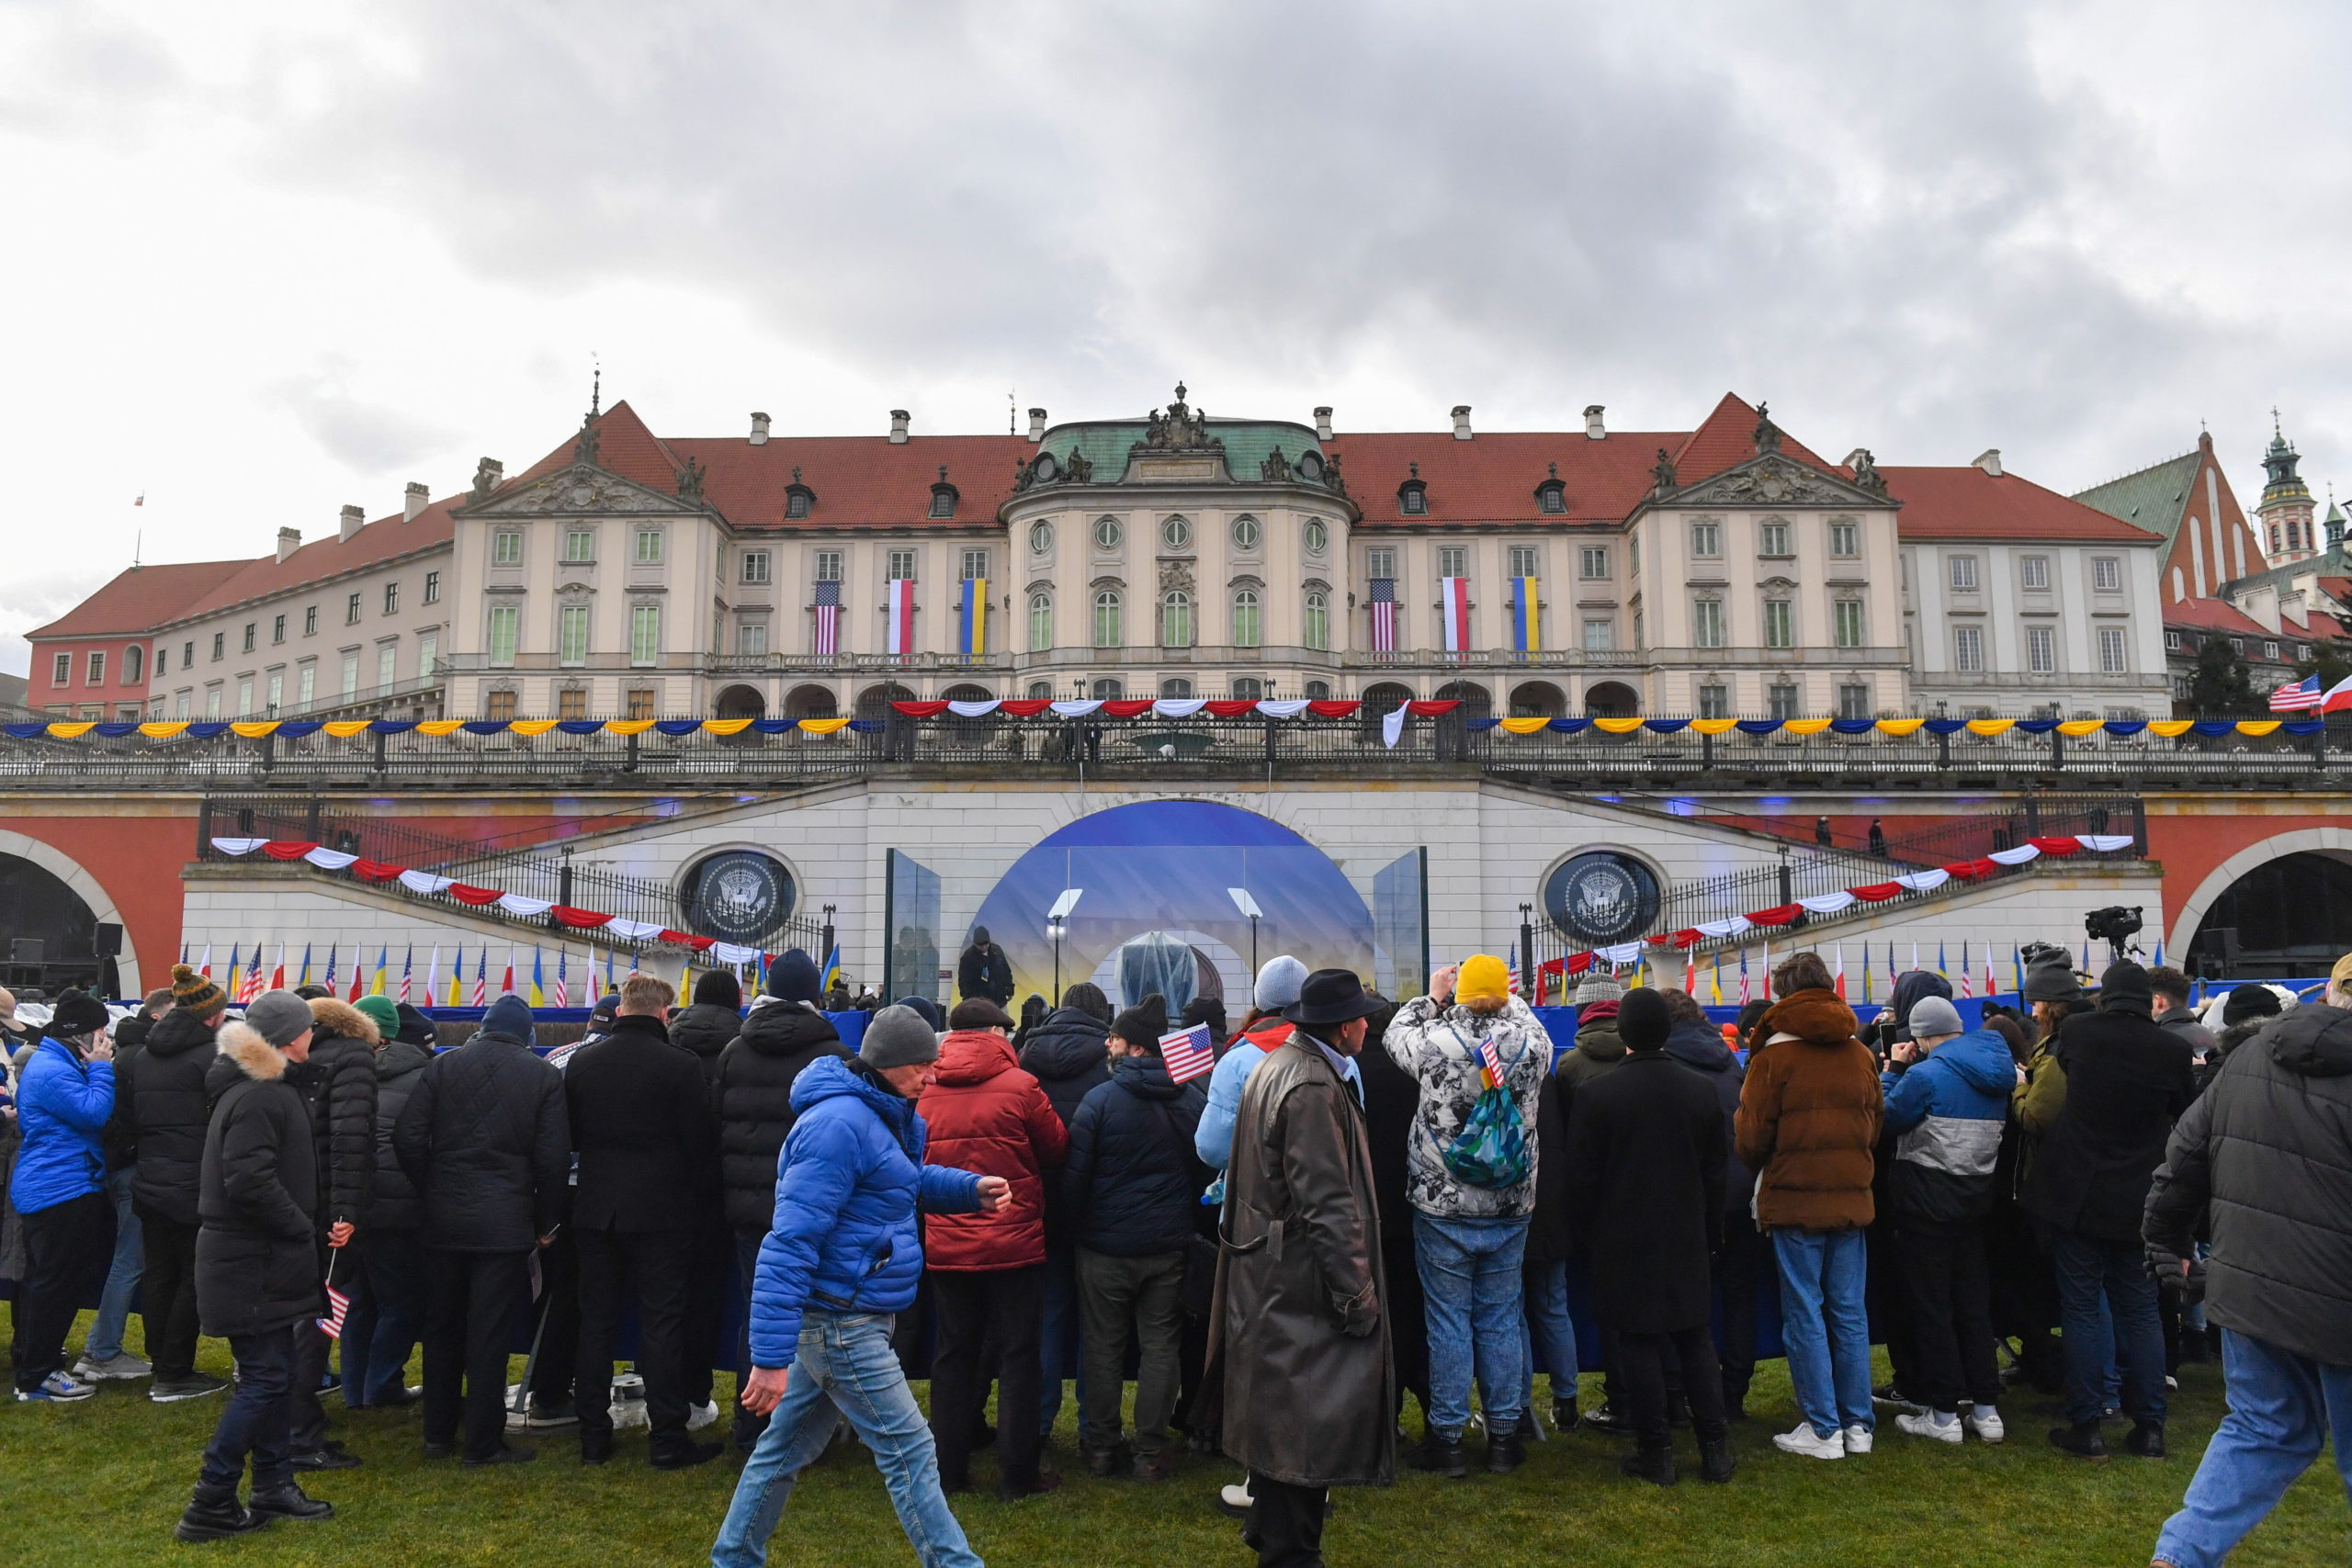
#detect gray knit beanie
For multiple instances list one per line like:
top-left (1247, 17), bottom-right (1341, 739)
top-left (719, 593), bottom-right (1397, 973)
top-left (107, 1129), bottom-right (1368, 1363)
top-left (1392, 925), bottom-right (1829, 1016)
top-left (1572, 973), bottom-right (1625, 1007)
top-left (243, 989), bottom-right (316, 1049)
top-left (860, 1004), bottom-right (942, 1070)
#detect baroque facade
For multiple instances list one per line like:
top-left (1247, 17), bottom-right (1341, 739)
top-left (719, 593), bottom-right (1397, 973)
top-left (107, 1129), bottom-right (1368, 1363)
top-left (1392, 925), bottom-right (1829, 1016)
top-left (28, 386), bottom-right (2177, 721)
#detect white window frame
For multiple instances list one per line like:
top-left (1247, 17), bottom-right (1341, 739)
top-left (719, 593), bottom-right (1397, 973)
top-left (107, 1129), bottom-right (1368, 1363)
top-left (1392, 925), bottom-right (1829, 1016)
top-left (2026, 624), bottom-right (2057, 674)
top-left (1762, 598), bottom-right (1793, 649)
top-left (1953, 625), bottom-right (1984, 673)
top-left (563, 527), bottom-right (595, 563)
top-left (492, 529), bottom-right (523, 567)
top-left (1950, 555), bottom-right (1980, 592)
top-left (1436, 545), bottom-right (1467, 579)
top-left (1579, 546), bottom-right (1609, 580)
top-left (629, 604), bottom-right (662, 666)
top-left (558, 604), bottom-right (590, 666)
top-left (1691, 598), bottom-right (1724, 649)
top-left (2020, 555), bottom-right (2051, 592)
top-left (2100, 626), bottom-right (2130, 674)
top-left (1508, 546), bottom-right (1540, 580)
top-left (887, 549), bottom-right (917, 581)
top-left (1690, 520), bottom-right (1722, 558)
top-left (486, 606), bottom-right (518, 669)
top-left (741, 549), bottom-right (771, 585)
top-left (2093, 556), bottom-right (2121, 592)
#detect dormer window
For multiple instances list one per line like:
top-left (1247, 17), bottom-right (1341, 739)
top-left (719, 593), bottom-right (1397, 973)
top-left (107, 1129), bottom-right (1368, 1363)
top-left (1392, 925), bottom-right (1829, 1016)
top-left (1534, 462), bottom-right (1566, 514)
top-left (929, 466), bottom-right (958, 519)
top-left (785, 465), bottom-right (815, 520)
top-left (1399, 461), bottom-right (1428, 516)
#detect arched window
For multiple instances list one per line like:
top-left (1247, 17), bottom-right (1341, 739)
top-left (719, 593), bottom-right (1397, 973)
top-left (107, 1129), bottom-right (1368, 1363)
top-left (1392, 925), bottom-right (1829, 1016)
top-left (1231, 588), bottom-right (1261, 648)
top-left (1303, 591), bottom-right (1329, 651)
top-left (1092, 589), bottom-right (1122, 649)
top-left (1160, 678), bottom-right (1193, 699)
top-left (124, 644), bottom-right (144, 684)
top-left (1160, 590), bottom-right (1193, 649)
top-left (1232, 676), bottom-right (1263, 700)
top-left (1028, 592), bottom-right (1053, 652)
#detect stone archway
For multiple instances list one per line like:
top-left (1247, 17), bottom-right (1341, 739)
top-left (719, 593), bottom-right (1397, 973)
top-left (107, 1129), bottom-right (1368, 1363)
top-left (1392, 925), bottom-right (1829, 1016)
top-left (1510, 681), bottom-right (1566, 718)
top-left (1433, 681), bottom-right (1493, 718)
top-left (1583, 680), bottom-right (1640, 718)
top-left (785, 683), bottom-right (839, 719)
top-left (713, 683), bottom-right (767, 720)
top-left (2168, 826), bottom-right (2352, 969)
top-left (0, 830), bottom-right (142, 995)
top-left (855, 682), bottom-right (919, 718)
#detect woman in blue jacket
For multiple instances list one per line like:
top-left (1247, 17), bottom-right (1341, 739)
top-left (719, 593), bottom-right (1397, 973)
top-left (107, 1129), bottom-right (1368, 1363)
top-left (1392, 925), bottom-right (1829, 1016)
top-left (11, 991), bottom-right (117, 1403)
top-left (713, 1007), bottom-right (1009, 1568)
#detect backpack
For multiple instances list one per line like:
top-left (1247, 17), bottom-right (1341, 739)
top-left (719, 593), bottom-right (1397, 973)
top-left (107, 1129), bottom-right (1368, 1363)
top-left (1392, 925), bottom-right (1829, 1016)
top-left (1439, 1023), bottom-right (1532, 1189)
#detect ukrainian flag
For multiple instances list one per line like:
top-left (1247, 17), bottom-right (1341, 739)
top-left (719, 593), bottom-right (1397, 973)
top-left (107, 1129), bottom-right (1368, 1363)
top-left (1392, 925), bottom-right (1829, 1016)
top-left (530, 946), bottom-right (546, 1007)
top-left (1510, 577), bottom-right (1539, 653)
top-left (958, 578), bottom-right (987, 659)
top-left (820, 943), bottom-right (842, 993)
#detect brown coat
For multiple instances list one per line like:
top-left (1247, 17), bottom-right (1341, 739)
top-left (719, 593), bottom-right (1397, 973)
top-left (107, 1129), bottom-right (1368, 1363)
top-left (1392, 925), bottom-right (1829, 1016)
top-left (1207, 1032), bottom-right (1395, 1489)
top-left (1734, 989), bottom-right (1883, 1231)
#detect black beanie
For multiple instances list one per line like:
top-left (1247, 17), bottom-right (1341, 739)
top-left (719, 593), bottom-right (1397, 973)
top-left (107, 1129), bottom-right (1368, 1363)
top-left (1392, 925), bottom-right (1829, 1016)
top-left (2222, 984), bottom-right (2282, 1026)
top-left (2098, 960), bottom-right (2153, 1016)
top-left (1111, 993), bottom-right (1170, 1051)
top-left (693, 969), bottom-right (743, 1010)
top-left (1617, 987), bottom-right (1671, 1052)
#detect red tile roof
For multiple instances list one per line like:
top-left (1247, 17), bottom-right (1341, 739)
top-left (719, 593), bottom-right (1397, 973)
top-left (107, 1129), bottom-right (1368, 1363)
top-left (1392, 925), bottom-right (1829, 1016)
top-left (26, 559), bottom-right (252, 639)
top-left (1321, 430), bottom-right (1675, 525)
top-left (1668, 391), bottom-right (1835, 485)
top-left (2163, 596), bottom-right (2270, 637)
top-left (155, 499), bottom-right (458, 628)
top-left (1876, 466), bottom-right (2158, 542)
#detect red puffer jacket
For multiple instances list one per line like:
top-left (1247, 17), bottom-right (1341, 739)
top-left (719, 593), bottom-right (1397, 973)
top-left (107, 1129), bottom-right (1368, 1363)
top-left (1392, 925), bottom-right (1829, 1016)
top-left (918, 1029), bottom-right (1070, 1269)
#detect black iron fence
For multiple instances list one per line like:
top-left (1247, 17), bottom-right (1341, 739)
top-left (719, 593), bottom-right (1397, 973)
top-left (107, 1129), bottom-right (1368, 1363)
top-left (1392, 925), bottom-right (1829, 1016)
top-left (0, 711), bottom-right (2343, 788)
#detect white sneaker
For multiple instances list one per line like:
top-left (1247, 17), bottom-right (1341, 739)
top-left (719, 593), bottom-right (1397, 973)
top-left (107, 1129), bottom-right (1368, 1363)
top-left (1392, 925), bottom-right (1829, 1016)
top-left (17, 1371), bottom-right (97, 1403)
top-left (74, 1352), bottom-right (152, 1382)
top-left (1772, 1423), bottom-right (1844, 1460)
top-left (1843, 1424), bottom-right (1874, 1454)
top-left (1218, 1482), bottom-right (1253, 1517)
top-left (1894, 1411), bottom-right (1962, 1444)
top-left (1963, 1406), bottom-right (2006, 1444)
top-left (686, 1400), bottom-right (719, 1432)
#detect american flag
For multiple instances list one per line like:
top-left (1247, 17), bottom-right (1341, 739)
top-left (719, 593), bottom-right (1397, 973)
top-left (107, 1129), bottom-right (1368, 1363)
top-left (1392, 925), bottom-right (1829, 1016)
top-left (1159, 1022), bottom-right (1216, 1085)
top-left (2270, 673), bottom-right (2323, 711)
top-left (236, 943), bottom-right (266, 1004)
top-left (1369, 578), bottom-right (1396, 652)
top-left (318, 1278), bottom-right (350, 1340)
top-left (1476, 1037), bottom-right (1505, 1089)
top-left (812, 579), bottom-right (842, 657)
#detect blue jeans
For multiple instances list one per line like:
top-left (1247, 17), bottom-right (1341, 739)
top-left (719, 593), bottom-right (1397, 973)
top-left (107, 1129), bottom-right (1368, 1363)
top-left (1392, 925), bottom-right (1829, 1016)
top-left (340, 1227), bottom-right (426, 1406)
top-left (2051, 1227), bottom-right (2166, 1424)
top-left (1037, 1244), bottom-right (1084, 1438)
top-left (1520, 1258), bottom-right (1579, 1412)
top-left (197, 1325), bottom-right (296, 1503)
top-left (85, 1168), bottom-right (143, 1363)
top-left (1773, 1227), bottom-right (1873, 1438)
top-left (2153, 1329), bottom-right (2352, 1568)
top-left (1414, 1212), bottom-right (1528, 1439)
top-left (712, 1311), bottom-right (981, 1568)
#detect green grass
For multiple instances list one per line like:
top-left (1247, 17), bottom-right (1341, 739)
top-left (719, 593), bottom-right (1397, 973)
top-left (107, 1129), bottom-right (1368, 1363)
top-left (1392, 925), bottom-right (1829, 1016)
top-left (5, 1304), bottom-right (2344, 1566)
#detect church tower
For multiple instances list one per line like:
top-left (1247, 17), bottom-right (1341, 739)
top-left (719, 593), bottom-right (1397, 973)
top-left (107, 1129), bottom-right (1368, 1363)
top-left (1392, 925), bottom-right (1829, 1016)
top-left (2256, 411), bottom-right (2318, 565)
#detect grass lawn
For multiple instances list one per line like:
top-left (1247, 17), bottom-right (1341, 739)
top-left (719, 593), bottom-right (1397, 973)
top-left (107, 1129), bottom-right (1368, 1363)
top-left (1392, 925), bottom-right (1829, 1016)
top-left (4, 1304), bottom-right (2344, 1566)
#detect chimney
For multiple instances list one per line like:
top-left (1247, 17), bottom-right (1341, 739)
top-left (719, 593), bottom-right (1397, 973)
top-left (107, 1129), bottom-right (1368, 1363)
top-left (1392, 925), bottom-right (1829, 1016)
top-left (1452, 404), bottom-right (1474, 441)
top-left (276, 526), bottom-right (301, 563)
top-left (1027, 407), bottom-right (1047, 443)
top-left (403, 481), bottom-right (429, 521)
top-left (888, 409), bottom-right (910, 444)
top-left (1314, 406), bottom-right (1334, 442)
top-left (749, 412), bottom-right (771, 446)
top-left (1584, 404), bottom-right (1607, 440)
top-left (1973, 448), bottom-right (2004, 477)
top-left (338, 504), bottom-right (365, 544)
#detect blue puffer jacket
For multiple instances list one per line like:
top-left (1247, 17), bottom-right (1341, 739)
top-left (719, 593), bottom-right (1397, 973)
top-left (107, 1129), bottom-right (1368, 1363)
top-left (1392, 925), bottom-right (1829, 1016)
top-left (749, 1054), bottom-right (983, 1367)
top-left (1882, 1027), bottom-right (2015, 1224)
top-left (11, 1038), bottom-right (114, 1214)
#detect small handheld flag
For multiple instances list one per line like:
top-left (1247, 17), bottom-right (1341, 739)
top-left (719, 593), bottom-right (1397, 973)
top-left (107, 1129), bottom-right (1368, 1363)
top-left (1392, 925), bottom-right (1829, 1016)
top-left (319, 1276), bottom-right (350, 1341)
top-left (1476, 1037), bottom-right (1506, 1089)
top-left (1159, 1022), bottom-right (1216, 1085)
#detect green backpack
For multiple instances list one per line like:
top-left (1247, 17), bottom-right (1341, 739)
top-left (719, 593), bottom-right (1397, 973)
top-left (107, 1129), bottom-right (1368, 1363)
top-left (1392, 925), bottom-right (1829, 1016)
top-left (1439, 1025), bottom-right (1531, 1189)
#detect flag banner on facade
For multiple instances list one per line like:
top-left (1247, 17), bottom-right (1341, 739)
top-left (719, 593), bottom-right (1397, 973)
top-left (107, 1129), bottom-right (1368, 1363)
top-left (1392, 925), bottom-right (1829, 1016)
top-left (885, 578), bottom-right (917, 657)
top-left (1438, 577), bottom-right (1471, 653)
top-left (1159, 1022), bottom-right (1216, 1085)
top-left (1510, 577), bottom-right (1539, 653)
top-left (1368, 577), bottom-right (1396, 652)
top-left (811, 578), bottom-right (842, 657)
top-left (957, 577), bottom-right (986, 658)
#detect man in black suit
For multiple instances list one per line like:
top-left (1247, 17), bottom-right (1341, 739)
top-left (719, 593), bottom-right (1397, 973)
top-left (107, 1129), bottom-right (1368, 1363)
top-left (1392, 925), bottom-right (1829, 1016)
top-left (565, 973), bottom-right (723, 1469)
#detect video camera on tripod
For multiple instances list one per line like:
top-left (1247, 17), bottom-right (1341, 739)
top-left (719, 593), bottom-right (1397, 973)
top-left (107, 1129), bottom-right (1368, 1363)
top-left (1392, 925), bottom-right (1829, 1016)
top-left (2085, 905), bottom-right (2145, 964)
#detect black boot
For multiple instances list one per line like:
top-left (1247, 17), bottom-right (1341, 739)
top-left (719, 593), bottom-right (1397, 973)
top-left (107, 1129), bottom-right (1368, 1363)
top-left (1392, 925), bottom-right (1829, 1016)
top-left (1619, 1444), bottom-right (1678, 1485)
top-left (247, 1482), bottom-right (334, 1521)
top-left (1408, 1432), bottom-right (1468, 1478)
top-left (650, 1440), bottom-right (721, 1472)
top-left (579, 1430), bottom-right (613, 1465)
top-left (2125, 1419), bottom-right (2166, 1459)
top-left (1583, 1402), bottom-right (1634, 1437)
top-left (174, 1495), bottom-right (274, 1542)
top-left (1487, 1429), bottom-right (1525, 1474)
top-left (1553, 1395), bottom-right (1580, 1434)
top-left (1699, 1438), bottom-right (1736, 1483)
top-left (2048, 1420), bottom-right (2109, 1460)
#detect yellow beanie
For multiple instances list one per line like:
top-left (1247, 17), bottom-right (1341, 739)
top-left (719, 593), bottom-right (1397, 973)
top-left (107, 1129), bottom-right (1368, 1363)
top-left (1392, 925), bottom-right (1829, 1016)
top-left (1457, 953), bottom-right (1511, 1010)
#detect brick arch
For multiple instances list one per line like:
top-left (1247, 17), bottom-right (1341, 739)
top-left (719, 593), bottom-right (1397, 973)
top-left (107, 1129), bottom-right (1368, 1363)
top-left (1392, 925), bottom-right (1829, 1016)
top-left (0, 829), bottom-right (143, 994)
top-left (2166, 826), bottom-right (2352, 958)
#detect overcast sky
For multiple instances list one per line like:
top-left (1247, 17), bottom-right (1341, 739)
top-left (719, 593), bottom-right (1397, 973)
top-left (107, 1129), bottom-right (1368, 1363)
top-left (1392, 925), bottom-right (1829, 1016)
top-left (5, 0), bottom-right (2347, 673)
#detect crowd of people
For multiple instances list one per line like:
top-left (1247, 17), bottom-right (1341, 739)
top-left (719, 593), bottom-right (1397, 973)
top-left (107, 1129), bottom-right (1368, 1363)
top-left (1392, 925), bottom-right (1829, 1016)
top-left (1, 931), bottom-right (2346, 1568)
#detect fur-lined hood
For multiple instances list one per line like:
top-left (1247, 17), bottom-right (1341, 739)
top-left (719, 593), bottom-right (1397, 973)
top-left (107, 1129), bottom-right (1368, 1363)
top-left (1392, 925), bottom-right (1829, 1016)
top-left (1760, 988), bottom-right (1862, 1049)
top-left (307, 997), bottom-right (380, 1045)
top-left (219, 1021), bottom-right (289, 1082)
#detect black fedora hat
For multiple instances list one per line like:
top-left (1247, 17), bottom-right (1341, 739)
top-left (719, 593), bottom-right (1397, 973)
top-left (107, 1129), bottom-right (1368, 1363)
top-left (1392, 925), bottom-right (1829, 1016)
top-left (1283, 968), bottom-right (1382, 1026)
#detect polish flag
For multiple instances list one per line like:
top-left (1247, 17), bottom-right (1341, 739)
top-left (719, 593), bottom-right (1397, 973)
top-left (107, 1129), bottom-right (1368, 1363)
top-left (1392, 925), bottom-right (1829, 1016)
top-left (1835, 942), bottom-right (1846, 1000)
top-left (1438, 577), bottom-right (1472, 653)
top-left (502, 945), bottom-right (516, 997)
top-left (2323, 673), bottom-right (2352, 713)
top-left (269, 943), bottom-right (287, 993)
top-left (885, 579), bottom-right (917, 657)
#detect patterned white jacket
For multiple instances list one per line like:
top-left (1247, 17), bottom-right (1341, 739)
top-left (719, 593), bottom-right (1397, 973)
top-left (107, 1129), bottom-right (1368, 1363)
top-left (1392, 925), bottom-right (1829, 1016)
top-left (1383, 994), bottom-right (1553, 1220)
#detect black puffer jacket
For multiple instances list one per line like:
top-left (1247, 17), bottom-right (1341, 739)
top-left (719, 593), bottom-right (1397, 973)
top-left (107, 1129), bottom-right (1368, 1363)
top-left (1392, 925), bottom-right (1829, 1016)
top-left (1019, 1007), bottom-right (1112, 1128)
top-left (1661, 1019), bottom-right (1752, 1218)
top-left (714, 998), bottom-right (846, 1231)
top-left (392, 1026), bottom-right (570, 1252)
top-left (669, 1001), bottom-right (741, 1092)
top-left (2147, 1003), bottom-right (2352, 1366)
top-left (102, 1010), bottom-right (164, 1169)
top-left (124, 1007), bottom-right (221, 1226)
top-left (1062, 1055), bottom-right (1207, 1257)
top-left (196, 1024), bottom-right (321, 1337)
top-left (367, 1037), bottom-right (433, 1231)
top-left (2024, 1003), bottom-right (2196, 1243)
top-left (296, 998), bottom-right (381, 1227)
